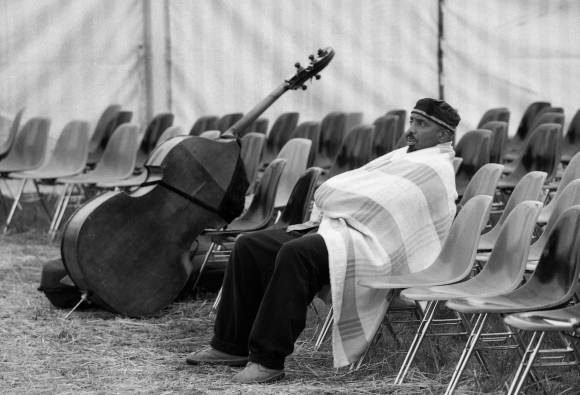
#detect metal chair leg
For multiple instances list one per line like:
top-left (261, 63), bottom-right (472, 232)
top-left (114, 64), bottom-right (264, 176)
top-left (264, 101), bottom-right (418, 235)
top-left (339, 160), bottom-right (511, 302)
top-left (507, 331), bottom-right (545, 395)
top-left (32, 180), bottom-right (52, 219)
top-left (48, 184), bottom-right (68, 236)
top-left (49, 183), bottom-right (74, 240)
top-left (394, 300), bottom-right (439, 384)
top-left (209, 286), bottom-right (223, 319)
top-left (3, 179), bottom-right (27, 233)
top-left (191, 241), bottom-right (216, 294)
top-left (314, 307), bottom-right (333, 351)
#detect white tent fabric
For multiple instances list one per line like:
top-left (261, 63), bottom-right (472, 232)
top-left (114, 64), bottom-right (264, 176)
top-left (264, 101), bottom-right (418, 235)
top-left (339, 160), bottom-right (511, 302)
top-left (168, 0), bottom-right (440, 131)
top-left (444, 0), bottom-right (580, 138)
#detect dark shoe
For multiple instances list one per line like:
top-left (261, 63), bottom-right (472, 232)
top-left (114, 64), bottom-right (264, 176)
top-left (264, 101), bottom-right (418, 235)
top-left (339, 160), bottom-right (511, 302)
top-left (186, 347), bottom-right (248, 367)
top-left (232, 362), bottom-right (285, 384)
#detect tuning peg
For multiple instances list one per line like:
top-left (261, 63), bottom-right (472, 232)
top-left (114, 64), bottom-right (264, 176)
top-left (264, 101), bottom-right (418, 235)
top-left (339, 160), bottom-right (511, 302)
top-left (301, 85), bottom-right (307, 90)
top-left (295, 62), bottom-right (301, 69)
top-left (309, 54), bottom-right (315, 61)
top-left (315, 74), bottom-right (321, 80)
top-left (317, 48), bottom-right (326, 57)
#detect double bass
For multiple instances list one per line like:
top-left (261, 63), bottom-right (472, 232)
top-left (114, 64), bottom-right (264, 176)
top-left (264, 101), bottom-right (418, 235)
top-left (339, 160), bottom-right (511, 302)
top-left (61, 48), bottom-right (335, 317)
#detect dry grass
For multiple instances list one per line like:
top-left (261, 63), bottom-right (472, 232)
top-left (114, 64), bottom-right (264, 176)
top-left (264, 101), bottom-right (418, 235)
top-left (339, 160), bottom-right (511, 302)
top-left (1, 215), bottom-right (579, 393)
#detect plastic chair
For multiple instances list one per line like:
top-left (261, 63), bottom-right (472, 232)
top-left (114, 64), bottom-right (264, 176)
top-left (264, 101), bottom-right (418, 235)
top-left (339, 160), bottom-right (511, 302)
top-left (538, 151), bottom-right (580, 224)
top-left (498, 123), bottom-right (562, 190)
top-left (189, 115), bottom-right (219, 136)
top-left (87, 104), bottom-right (121, 151)
top-left (561, 108), bottom-right (580, 164)
top-left (385, 109), bottom-right (407, 143)
top-left (154, 125), bottom-right (186, 148)
top-left (478, 171), bottom-right (546, 252)
top-left (290, 121), bottom-right (321, 167)
top-left (322, 124), bottom-right (374, 181)
top-left (503, 303), bottom-right (580, 395)
top-left (454, 129), bottom-right (492, 196)
top-left (240, 117), bottom-right (269, 137)
top-left (456, 163), bottom-right (504, 209)
top-left (313, 111), bottom-right (347, 169)
top-left (136, 112), bottom-right (174, 166)
top-left (506, 101), bottom-right (551, 157)
top-left (477, 107), bottom-right (510, 129)
top-left (4, 120), bottom-right (90, 233)
top-left (88, 110), bottom-right (132, 165)
top-left (0, 117), bottom-right (50, 174)
top-left (270, 167), bottom-right (322, 229)
top-left (273, 138), bottom-right (312, 208)
top-left (217, 112), bottom-right (244, 132)
top-left (452, 157), bottom-right (462, 174)
top-left (0, 108), bottom-right (25, 161)
top-left (240, 132), bottom-right (266, 191)
top-left (395, 201), bottom-right (541, 385)
top-left (371, 114), bottom-right (399, 158)
top-left (262, 112), bottom-right (300, 166)
top-left (479, 121), bottom-right (508, 163)
top-left (345, 112), bottom-right (364, 136)
top-left (199, 130), bottom-right (221, 139)
top-left (445, 205), bottom-right (580, 395)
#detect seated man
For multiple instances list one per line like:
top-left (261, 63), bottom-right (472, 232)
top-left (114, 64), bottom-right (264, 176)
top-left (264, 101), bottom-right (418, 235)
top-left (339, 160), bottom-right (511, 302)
top-left (186, 98), bottom-right (460, 383)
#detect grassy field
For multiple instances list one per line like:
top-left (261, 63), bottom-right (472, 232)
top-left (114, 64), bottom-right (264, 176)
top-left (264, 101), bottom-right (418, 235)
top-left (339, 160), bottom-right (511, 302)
top-left (0, 214), bottom-right (578, 393)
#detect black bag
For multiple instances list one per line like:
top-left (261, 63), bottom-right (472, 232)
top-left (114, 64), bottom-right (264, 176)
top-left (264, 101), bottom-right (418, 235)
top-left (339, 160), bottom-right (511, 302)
top-left (38, 259), bottom-right (87, 309)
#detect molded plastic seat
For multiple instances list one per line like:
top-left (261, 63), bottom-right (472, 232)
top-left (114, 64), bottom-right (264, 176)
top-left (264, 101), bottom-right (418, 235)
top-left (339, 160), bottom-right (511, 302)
top-left (273, 138), bottom-right (312, 208)
top-left (506, 101), bottom-right (551, 157)
top-left (385, 109), bottom-right (407, 143)
top-left (477, 107), bottom-right (510, 129)
top-left (498, 123), bottom-right (562, 189)
top-left (199, 130), bottom-right (221, 139)
top-left (88, 110), bottom-right (132, 165)
top-left (0, 108), bottom-right (25, 160)
top-left (457, 163), bottom-right (504, 208)
top-left (0, 117), bottom-right (50, 173)
top-left (371, 114), bottom-right (399, 158)
top-left (240, 132), bottom-right (267, 190)
top-left (538, 151), bottom-right (580, 224)
top-left (452, 157), bottom-right (463, 174)
top-left (504, 303), bottom-right (580, 333)
top-left (136, 112), bottom-right (174, 165)
top-left (322, 124), bottom-right (374, 181)
top-left (454, 129), bottom-right (492, 196)
top-left (313, 111), bottom-right (347, 169)
top-left (290, 121), bottom-right (321, 167)
top-left (261, 112), bottom-right (300, 165)
top-left (154, 125), bottom-right (186, 148)
top-left (561, 109), bottom-right (580, 164)
top-left (189, 115), bottom-right (219, 136)
top-left (59, 123), bottom-right (140, 185)
top-left (403, 201), bottom-right (542, 301)
top-left (270, 167), bottom-right (322, 229)
top-left (479, 121), bottom-right (508, 163)
top-left (359, 195), bottom-right (492, 289)
top-left (478, 171), bottom-right (546, 252)
top-left (217, 112), bottom-right (244, 132)
top-left (87, 104), bottom-right (121, 151)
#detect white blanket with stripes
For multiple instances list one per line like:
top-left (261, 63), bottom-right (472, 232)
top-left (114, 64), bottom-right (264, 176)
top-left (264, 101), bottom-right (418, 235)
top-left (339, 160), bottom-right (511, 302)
top-left (315, 143), bottom-right (457, 367)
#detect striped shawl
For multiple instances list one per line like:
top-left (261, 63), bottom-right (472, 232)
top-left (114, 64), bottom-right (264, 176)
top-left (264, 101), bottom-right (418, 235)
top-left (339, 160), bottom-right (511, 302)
top-left (315, 143), bottom-right (457, 367)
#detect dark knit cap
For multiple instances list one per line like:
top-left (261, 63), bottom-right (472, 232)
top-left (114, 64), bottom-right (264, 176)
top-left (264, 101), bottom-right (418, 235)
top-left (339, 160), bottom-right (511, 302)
top-left (411, 98), bottom-right (461, 131)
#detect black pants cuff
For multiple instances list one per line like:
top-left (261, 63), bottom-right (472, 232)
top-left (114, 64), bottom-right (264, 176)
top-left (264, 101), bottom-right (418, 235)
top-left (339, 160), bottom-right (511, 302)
top-left (210, 336), bottom-right (248, 357)
top-left (249, 352), bottom-right (285, 370)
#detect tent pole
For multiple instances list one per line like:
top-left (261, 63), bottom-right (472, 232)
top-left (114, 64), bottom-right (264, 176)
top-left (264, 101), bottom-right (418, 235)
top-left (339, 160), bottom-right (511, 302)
top-left (438, 0), bottom-right (445, 100)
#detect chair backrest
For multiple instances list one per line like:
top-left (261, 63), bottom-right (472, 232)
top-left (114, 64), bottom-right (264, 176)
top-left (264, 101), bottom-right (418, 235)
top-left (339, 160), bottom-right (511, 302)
top-left (43, 120), bottom-right (90, 175)
top-left (507, 123), bottom-right (562, 184)
top-left (138, 112), bottom-right (174, 157)
top-left (453, 157), bottom-right (463, 174)
top-left (551, 151), bottom-right (580, 201)
top-left (189, 115), bottom-right (219, 136)
top-left (514, 101), bottom-right (551, 142)
top-left (155, 125), bottom-right (186, 148)
top-left (385, 109), bottom-right (407, 142)
top-left (0, 108), bottom-right (25, 160)
top-left (372, 114), bottom-right (399, 158)
top-left (325, 124), bottom-right (374, 179)
top-left (217, 112), bottom-right (244, 132)
top-left (290, 121), bottom-right (320, 167)
top-left (241, 117), bottom-right (269, 137)
top-left (272, 167), bottom-right (323, 229)
top-left (345, 112), bottom-right (364, 135)
top-left (92, 123), bottom-right (140, 179)
top-left (458, 163), bottom-right (504, 207)
top-left (262, 112), bottom-right (300, 165)
top-left (240, 132), bottom-right (266, 187)
top-left (511, 205), bottom-right (580, 308)
top-left (480, 121), bottom-right (508, 163)
top-left (477, 107), bottom-right (510, 129)
top-left (89, 104), bottom-right (121, 150)
top-left (230, 158), bottom-right (287, 230)
top-left (274, 138), bottom-right (312, 208)
top-left (530, 180), bottom-right (580, 260)
top-left (315, 111), bottom-right (348, 168)
top-left (529, 111), bottom-right (565, 133)
top-left (479, 201), bottom-right (542, 293)
top-left (0, 117), bottom-right (50, 172)
top-left (437, 195), bottom-right (492, 268)
top-left (454, 129), bottom-right (492, 194)
top-left (565, 109), bottom-right (580, 144)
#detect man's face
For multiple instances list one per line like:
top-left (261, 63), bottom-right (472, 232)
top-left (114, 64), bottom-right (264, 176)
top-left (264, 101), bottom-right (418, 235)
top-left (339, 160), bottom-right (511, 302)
top-left (406, 114), bottom-right (443, 152)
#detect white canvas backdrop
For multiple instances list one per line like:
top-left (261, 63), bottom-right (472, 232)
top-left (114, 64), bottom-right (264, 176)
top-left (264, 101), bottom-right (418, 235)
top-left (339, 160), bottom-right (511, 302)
top-left (443, 0), bottom-right (580, 138)
top-left (168, 0), bottom-right (440, 131)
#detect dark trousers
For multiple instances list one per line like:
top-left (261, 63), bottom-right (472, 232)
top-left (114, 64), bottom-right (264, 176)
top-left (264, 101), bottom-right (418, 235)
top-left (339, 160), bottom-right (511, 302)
top-left (210, 228), bottom-right (329, 370)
